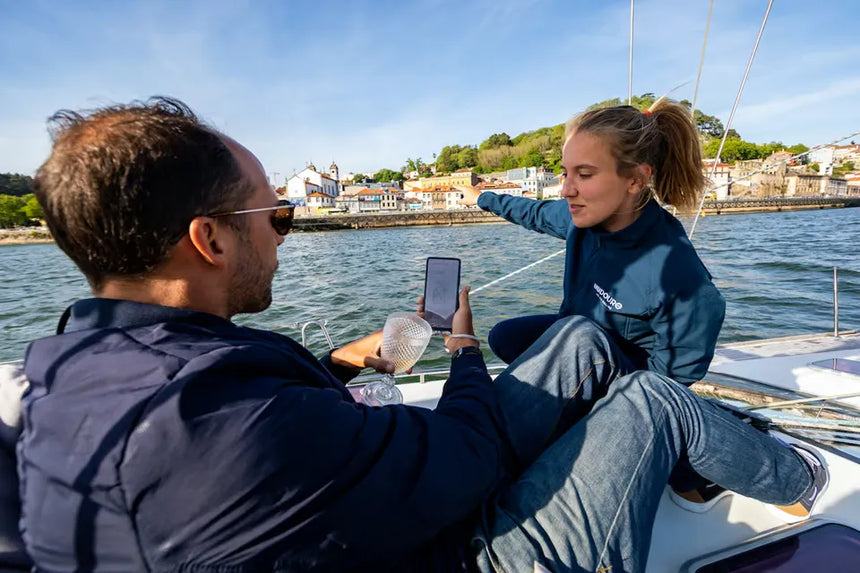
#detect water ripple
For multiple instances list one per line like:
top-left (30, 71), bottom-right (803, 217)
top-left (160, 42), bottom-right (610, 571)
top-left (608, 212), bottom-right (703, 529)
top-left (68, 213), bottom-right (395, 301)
top-left (2, 208), bottom-right (858, 369)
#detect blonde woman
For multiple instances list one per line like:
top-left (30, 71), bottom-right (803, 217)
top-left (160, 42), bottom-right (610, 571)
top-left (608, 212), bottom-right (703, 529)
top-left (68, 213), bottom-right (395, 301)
top-left (461, 99), bottom-right (724, 386)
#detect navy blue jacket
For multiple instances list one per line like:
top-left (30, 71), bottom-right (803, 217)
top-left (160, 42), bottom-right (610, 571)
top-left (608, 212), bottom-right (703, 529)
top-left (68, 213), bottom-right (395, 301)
top-left (478, 194), bottom-right (725, 384)
top-left (19, 299), bottom-right (502, 571)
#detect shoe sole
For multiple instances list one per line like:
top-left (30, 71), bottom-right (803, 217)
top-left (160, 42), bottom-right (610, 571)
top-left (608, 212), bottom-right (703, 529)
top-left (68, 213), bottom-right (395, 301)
top-left (668, 486), bottom-right (735, 513)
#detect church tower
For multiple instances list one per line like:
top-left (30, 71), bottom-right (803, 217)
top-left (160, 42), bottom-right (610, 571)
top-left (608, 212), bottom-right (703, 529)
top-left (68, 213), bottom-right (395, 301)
top-left (329, 160), bottom-right (339, 182)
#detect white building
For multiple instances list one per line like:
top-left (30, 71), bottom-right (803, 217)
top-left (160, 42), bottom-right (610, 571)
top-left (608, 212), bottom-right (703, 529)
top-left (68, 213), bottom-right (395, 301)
top-left (808, 147), bottom-right (836, 175)
top-left (542, 181), bottom-right (562, 199)
top-left (785, 174), bottom-right (846, 196)
top-left (306, 192), bottom-right (335, 211)
top-left (286, 177), bottom-right (321, 206)
top-left (507, 167), bottom-right (558, 198)
top-left (703, 160), bottom-right (732, 199)
top-left (286, 162), bottom-right (340, 205)
top-left (445, 189), bottom-right (465, 210)
top-left (826, 177), bottom-right (848, 196)
top-left (845, 176), bottom-right (860, 197)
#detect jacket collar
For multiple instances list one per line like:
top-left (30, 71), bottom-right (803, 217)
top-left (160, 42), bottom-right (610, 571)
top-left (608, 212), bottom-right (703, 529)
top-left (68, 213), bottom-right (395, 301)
top-left (58, 298), bottom-right (232, 334)
top-left (588, 199), bottom-right (663, 247)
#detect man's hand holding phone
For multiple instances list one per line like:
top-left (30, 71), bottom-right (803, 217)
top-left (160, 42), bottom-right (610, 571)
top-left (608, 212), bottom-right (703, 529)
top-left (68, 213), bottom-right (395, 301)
top-left (417, 286), bottom-right (479, 354)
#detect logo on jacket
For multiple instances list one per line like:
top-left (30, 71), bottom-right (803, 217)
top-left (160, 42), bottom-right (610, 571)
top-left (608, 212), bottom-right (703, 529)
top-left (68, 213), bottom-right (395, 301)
top-left (593, 283), bottom-right (623, 311)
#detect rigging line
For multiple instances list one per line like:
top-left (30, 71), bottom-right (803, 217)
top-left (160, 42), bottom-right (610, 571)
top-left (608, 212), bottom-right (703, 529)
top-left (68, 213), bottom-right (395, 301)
top-left (688, 0), bottom-right (774, 240)
top-left (628, 0), bottom-right (635, 106)
top-left (690, 128), bottom-right (860, 198)
top-left (690, 0), bottom-right (714, 119)
top-left (470, 249), bottom-right (566, 295)
top-left (745, 391), bottom-right (860, 411)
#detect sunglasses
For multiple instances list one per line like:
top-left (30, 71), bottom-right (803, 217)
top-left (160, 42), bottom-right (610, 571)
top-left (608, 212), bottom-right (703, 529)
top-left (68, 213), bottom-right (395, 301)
top-left (209, 199), bottom-right (296, 236)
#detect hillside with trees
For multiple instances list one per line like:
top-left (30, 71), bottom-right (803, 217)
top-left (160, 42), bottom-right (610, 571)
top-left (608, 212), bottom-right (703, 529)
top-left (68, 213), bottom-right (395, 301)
top-left (0, 173), bottom-right (34, 197)
top-left (423, 94), bottom-right (810, 175)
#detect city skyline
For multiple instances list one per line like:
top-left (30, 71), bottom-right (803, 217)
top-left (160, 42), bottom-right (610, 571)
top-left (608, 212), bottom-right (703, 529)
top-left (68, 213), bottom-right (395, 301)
top-left (2, 0), bottom-right (859, 179)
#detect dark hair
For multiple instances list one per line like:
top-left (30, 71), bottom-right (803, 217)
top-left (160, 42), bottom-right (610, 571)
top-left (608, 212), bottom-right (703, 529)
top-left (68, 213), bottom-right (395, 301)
top-left (33, 96), bottom-right (252, 289)
top-left (565, 98), bottom-right (707, 210)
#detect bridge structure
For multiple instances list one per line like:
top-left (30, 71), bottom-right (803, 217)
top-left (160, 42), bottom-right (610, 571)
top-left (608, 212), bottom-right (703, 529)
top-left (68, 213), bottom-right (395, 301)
top-left (698, 196), bottom-right (860, 214)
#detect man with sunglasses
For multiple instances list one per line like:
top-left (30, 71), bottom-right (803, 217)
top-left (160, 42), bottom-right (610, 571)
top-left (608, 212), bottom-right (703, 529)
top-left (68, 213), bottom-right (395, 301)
top-left (17, 98), bottom-right (822, 572)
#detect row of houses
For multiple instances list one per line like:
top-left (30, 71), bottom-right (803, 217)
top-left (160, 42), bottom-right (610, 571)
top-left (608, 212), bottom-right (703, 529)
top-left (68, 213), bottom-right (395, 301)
top-left (703, 150), bottom-right (858, 199)
top-left (281, 145), bottom-right (860, 214)
top-left (283, 162), bottom-right (563, 210)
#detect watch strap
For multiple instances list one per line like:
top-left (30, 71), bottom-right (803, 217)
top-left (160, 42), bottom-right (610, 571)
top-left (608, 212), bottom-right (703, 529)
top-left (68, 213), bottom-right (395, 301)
top-left (452, 346), bottom-right (482, 360)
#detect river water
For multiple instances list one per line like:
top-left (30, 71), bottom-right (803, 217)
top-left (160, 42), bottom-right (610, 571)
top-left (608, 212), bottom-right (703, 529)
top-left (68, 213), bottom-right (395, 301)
top-left (1, 207), bottom-right (858, 370)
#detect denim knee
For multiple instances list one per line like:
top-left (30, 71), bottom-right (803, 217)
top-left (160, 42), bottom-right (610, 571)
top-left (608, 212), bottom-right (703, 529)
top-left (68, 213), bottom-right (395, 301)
top-left (544, 315), bottom-right (613, 351)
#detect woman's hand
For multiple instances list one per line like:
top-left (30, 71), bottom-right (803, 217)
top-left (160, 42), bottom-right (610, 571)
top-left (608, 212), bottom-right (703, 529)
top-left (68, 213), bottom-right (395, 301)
top-left (455, 185), bottom-right (481, 207)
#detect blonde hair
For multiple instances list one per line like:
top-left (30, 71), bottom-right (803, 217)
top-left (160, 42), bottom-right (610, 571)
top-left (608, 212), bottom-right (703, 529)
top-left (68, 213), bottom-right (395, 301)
top-left (565, 98), bottom-right (707, 210)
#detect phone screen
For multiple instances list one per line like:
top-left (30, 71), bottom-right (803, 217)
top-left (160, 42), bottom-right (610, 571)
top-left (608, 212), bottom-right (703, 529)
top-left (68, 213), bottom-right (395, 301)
top-left (424, 257), bottom-right (461, 332)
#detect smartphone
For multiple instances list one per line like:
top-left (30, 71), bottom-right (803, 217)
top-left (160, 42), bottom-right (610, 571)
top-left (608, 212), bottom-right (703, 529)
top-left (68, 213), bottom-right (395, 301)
top-left (423, 257), bottom-right (461, 332)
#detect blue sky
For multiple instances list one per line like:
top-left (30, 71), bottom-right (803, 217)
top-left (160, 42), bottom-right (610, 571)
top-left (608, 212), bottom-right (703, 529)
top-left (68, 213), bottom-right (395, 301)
top-left (2, 0), bottom-right (859, 183)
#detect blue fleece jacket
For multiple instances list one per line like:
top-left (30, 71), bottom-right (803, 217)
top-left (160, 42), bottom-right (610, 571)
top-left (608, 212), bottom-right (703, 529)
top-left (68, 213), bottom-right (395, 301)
top-left (478, 194), bottom-right (725, 384)
top-left (19, 299), bottom-right (501, 571)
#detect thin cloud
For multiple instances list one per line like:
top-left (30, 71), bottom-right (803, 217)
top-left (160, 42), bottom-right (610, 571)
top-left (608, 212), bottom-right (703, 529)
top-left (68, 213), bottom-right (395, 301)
top-left (733, 79), bottom-right (860, 124)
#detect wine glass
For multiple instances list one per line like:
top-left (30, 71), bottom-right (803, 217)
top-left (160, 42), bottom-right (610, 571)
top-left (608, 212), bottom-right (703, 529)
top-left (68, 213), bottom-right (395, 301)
top-left (361, 312), bottom-right (433, 406)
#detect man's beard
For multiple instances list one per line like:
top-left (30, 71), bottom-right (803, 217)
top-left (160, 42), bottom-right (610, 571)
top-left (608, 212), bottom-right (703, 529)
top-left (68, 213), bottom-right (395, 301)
top-left (227, 235), bottom-right (275, 317)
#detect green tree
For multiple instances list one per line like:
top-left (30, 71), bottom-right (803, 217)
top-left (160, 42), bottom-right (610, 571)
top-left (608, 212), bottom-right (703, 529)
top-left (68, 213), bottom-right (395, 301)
top-left (500, 155), bottom-right (519, 170)
top-left (519, 147), bottom-right (544, 168)
top-left (455, 147), bottom-right (479, 169)
top-left (787, 143), bottom-right (809, 156)
top-left (373, 168), bottom-right (405, 183)
top-left (403, 157), bottom-right (424, 172)
top-left (694, 110), bottom-right (724, 138)
top-left (810, 163), bottom-right (820, 173)
top-left (435, 145), bottom-right (463, 173)
top-left (726, 129), bottom-right (742, 139)
top-left (353, 173), bottom-right (368, 184)
top-left (22, 194), bottom-right (43, 220)
top-left (0, 195), bottom-right (28, 227)
top-left (703, 138), bottom-right (760, 162)
top-left (0, 173), bottom-right (34, 197)
top-left (479, 133), bottom-right (513, 150)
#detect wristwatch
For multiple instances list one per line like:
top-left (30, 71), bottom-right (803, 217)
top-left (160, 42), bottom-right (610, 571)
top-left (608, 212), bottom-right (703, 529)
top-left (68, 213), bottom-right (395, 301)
top-left (452, 346), bottom-right (482, 360)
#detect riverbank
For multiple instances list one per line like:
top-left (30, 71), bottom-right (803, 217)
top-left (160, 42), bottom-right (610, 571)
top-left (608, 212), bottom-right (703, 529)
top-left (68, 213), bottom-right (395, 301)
top-left (3, 197), bottom-right (857, 243)
top-left (0, 228), bottom-right (52, 246)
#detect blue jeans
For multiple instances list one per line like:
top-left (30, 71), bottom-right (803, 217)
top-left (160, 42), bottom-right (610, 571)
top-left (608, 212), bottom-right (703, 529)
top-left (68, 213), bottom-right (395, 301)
top-left (488, 314), bottom-right (559, 365)
top-left (473, 316), bottom-right (812, 572)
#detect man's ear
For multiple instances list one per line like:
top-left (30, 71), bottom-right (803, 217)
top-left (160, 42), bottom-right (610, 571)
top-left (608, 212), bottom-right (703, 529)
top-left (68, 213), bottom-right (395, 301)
top-left (188, 217), bottom-right (229, 267)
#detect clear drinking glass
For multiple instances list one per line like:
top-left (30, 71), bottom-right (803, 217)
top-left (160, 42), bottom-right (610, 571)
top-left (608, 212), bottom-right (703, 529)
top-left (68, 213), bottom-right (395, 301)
top-left (360, 312), bottom-right (433, 406)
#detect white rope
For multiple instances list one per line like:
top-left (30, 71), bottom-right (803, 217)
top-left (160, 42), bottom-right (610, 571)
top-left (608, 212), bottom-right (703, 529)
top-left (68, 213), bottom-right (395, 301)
top-left (690, 0), bottom-right (714, 118)
top-left (470, 249), bottom-right (566, 295)
top-left (689, 0), bottom-right (774, 240)
top-left (628, 0), bottom-right (635, 106)
top-left (746, 391), bottom-right (860, 411)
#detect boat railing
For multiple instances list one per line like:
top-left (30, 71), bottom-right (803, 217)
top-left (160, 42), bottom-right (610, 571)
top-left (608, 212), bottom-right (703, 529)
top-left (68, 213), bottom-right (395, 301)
top-left (348, 362), bottom-right (508, 386)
